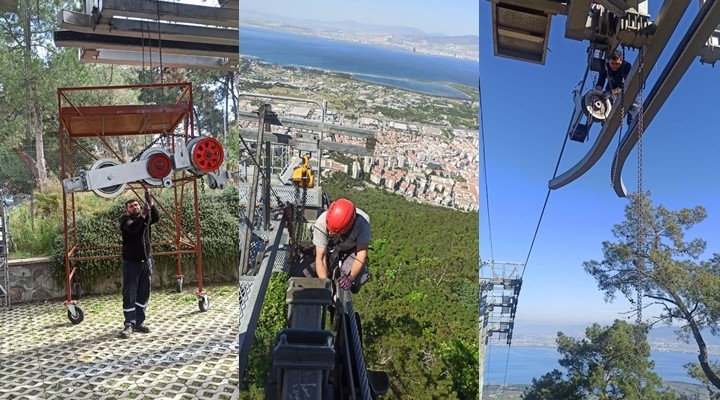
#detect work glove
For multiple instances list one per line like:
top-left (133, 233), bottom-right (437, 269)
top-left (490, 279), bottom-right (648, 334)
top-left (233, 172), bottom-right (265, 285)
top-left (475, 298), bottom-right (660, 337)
top-left (338, 275), bottom-right (354, 290)
top-left (141, 203), bottom-right (151, 218)
top-left (144, 189), bottom-right (152, 205)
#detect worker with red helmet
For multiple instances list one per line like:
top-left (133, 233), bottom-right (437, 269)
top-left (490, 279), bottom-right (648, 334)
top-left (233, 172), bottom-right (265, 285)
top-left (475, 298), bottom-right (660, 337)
top-left (312, 197), bottom-right (371, 293)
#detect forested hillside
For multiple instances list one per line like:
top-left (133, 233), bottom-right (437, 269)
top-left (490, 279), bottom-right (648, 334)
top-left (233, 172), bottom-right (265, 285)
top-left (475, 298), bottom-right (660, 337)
top-left (242, 174), bottom-right (479, 400)
top-left (328, 176), bottom-right (480, 400)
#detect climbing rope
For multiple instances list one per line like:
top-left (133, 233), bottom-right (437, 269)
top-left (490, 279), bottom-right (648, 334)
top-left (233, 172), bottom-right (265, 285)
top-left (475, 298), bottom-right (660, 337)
top-left (155, 0), bottom-right (164, 84)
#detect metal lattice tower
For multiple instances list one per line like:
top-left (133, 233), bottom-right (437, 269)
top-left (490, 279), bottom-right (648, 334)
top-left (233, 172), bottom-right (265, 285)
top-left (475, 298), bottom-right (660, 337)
top-left (479, 260), bottom-right (523, 397)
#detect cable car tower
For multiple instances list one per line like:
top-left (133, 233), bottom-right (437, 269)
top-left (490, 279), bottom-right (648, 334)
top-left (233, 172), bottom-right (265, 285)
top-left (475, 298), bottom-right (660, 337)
top-left (479, 260), bottom-right (522, 397)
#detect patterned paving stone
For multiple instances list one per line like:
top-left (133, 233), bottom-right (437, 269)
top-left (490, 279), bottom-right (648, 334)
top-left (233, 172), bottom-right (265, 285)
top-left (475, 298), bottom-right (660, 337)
top-left (0, 284), bottom-right (240, 399)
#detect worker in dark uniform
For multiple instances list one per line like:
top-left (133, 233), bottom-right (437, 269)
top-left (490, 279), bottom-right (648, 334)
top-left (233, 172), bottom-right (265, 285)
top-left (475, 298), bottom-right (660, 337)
top-left (119, 190), bottom-right (159, 339)
top-left (595, 49), bottom-right (640, 126)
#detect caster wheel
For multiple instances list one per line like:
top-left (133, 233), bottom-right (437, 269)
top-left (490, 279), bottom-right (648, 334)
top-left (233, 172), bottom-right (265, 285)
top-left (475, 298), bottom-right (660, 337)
top-left (198, 296), bottom-right (210, 312)
top-left (67, 305), bottom-right (84, 325)
top-left (175, 278), bottom-right (183, 293)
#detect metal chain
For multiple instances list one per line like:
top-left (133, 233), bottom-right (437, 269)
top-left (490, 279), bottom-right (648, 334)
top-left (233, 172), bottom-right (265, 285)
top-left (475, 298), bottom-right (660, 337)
top-left (636, 49), bottom-right (645, 329)
top-left (632, 50), bottom-right (646, 384)
top-left (610, 47), bottom-right (625, 187)
top-left (289, 174), bottom-right (309, 262)
top-left (289, 184), bottom-right (301, 262)
top-left (299, 181), bottom-right (308, 240)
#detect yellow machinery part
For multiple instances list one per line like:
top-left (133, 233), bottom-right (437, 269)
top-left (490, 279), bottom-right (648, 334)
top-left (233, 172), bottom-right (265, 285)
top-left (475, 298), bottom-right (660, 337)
top-left (291, 155), bottom-right (315, 188)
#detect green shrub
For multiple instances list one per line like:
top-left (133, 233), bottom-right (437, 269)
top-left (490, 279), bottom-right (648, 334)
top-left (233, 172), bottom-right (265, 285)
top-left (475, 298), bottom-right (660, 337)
top-left (49, 185), bottom-right (240, 291)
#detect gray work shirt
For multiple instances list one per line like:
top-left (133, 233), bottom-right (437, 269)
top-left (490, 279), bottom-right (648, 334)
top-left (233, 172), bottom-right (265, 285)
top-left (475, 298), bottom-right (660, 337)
top-left (312, 208), bottom-right (371, 251)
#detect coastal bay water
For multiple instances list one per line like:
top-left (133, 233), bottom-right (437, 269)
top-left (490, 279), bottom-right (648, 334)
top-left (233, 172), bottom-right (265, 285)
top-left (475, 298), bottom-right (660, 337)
top-left (239, 27), bottom-right (479, 98)
top-left (485, 346), bottom-right (718, 385)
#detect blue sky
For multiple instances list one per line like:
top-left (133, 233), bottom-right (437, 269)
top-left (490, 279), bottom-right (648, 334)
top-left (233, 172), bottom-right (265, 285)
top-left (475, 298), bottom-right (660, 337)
top-left (480, 2), bottom-right (720, 332)
top-left (239, 0), bottom-right (479, 36)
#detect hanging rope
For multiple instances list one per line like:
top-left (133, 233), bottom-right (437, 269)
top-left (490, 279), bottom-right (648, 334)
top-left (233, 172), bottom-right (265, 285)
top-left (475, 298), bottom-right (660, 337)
top-left (155, 0), bottom-right (164, 84)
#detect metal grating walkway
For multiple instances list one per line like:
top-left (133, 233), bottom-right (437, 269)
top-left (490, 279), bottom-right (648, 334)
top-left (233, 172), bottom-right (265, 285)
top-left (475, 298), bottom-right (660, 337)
top-left (0, 284), bottom-right (239, 399)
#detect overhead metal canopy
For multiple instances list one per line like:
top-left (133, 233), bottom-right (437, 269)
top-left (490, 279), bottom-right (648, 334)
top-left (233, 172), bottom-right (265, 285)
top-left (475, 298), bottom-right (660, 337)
top-left (54, 0), bottom-right (239, 70)
top-left (548, 0), bottom-right (691, 190)
top-left (58, 10), bottom-right (237, 45)
top-left (55, 31), bottom-right (238, 58)
top-left (490, 1), bottom-right (557, 64)
top-left (612, 0), bottom-right (720, 197)
top-left (94, 0), bottom-right (237, 28)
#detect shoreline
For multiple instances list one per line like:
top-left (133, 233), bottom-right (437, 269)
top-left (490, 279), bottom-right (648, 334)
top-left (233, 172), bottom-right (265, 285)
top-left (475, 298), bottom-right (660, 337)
top-left (482, 382), bottom-right (712, 400)
top-left (240, 24), bottom-right (479, 62)
top-left (242, 56), bottom-right (478, 101)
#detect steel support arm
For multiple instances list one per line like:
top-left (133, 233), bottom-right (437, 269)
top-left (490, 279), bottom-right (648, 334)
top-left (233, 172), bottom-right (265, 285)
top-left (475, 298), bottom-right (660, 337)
top-left (612, 0), bottom-right (720, 197)
top-left (548, 0), bottom-right (690, 190)
top-left (54, 31), bottom-right (238, 58)
top-left (59, 10), bottom-right (238, 45)
top-left (96, 0), bottom-right (237, 28)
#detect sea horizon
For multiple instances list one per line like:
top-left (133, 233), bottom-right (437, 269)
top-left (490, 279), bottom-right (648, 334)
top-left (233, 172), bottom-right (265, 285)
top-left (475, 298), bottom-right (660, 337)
top-left (239, 27), bottom-right (479, 99)
top-left (484, 345), bottom-right (716, 385)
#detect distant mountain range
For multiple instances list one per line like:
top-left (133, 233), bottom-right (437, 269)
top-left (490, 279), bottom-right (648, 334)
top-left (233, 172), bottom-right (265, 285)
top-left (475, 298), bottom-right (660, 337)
top-left (511, 321), bottom-right (720, 352)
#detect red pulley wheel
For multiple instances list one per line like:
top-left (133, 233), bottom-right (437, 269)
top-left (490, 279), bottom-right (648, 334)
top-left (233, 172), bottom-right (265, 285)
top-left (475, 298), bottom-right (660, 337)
top-left (146, 152), bottom-right (172, 179)
top-left (191, 137), bottom-right (224, 173)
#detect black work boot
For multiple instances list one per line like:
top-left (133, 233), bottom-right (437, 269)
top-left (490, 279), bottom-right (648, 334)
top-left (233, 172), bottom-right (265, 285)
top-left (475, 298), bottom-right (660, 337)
top-left (119, 325), bottom-right (133, 339)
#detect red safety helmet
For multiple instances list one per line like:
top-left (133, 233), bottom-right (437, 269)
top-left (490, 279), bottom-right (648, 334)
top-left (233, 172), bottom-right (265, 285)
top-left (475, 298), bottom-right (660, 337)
top-left (326, 198), bottom-right (356, 235)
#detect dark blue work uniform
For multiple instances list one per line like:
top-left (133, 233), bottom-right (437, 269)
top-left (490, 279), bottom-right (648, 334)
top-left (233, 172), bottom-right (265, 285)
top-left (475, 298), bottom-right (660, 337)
top-left (119, 205), bottom-right (159, 328)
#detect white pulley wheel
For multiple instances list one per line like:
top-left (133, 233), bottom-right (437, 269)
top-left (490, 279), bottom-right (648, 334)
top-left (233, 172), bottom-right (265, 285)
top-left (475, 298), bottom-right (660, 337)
top-left (582, 90), bottom-right (612, 121)
top-left (89, 159), bottom-right (126, 198)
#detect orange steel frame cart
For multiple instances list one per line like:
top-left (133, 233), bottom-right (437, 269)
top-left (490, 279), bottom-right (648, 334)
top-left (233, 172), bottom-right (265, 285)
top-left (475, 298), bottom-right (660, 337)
top-left (58, 82), bottom-right (210, 324)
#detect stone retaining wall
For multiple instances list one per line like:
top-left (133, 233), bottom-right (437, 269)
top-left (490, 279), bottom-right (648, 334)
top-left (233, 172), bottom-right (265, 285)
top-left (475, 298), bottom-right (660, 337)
top-left (7, 257), bottom-right (236, 304)
top-left (7, 257), bottom-right (64, 303)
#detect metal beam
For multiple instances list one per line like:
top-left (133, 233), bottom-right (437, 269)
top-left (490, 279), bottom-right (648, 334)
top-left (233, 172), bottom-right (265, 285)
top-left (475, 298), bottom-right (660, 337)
top-left (96, 0), bottom-right (237, 28)
top-left (565, 0), bottom-right (592, 39)
top-left (219, 0), bottom-right (238, 9)
top-left (488, 0), bottom-right (567, 15)
top-left (79, 48), bottom-right (236, 70)
top-left (239, 129), bottom-right (375, 156)
top-left (237, 111), bottom-right (376, 139)
top-left (611, 0), bottom-right (720, 197)
top-left (548, 0), bottom-right (691, 190)
top-left (54, 30), bottom-right (239, 58)
top-left (58, 10), bottom-right (238, 46)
